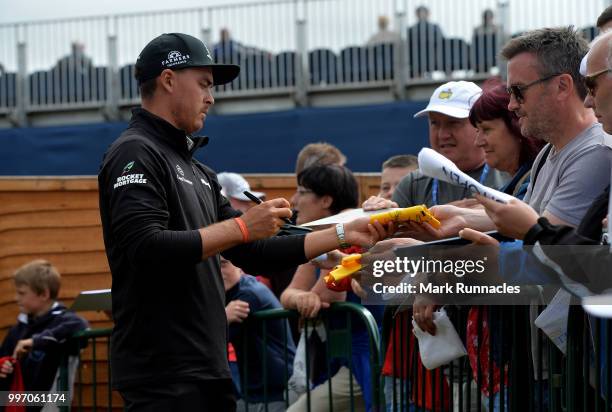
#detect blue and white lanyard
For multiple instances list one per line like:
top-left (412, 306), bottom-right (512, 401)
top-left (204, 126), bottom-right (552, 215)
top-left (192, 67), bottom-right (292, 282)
top-left (431, 164), bottom-right (490, 206)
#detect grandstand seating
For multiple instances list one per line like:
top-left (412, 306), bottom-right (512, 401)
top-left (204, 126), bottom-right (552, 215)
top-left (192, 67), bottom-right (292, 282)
top-left (0, 25), bottom-right (598, 112)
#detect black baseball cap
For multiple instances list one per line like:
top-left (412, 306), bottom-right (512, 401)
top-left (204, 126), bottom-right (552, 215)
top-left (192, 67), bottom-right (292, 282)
top-left (134, 33), bottom-right (240, 86)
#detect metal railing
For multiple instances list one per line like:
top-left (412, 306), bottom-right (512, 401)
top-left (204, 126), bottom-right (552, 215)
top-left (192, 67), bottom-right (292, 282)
top-left (239, 302), bottom-right (383, 412)
top-left (381, 304), bottom-right (612, 412)
top-left (55, 303), bottom-right (612, 411)
top-left (56, 302), bottom-right (382, 411)
top-left (58, 328), bottom-right (115, 412)
top-left (0, 0), bottom-right (605, 125)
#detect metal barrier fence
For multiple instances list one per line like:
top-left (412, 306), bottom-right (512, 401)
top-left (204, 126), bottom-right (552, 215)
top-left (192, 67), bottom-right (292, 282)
top-left (56, 302), bottom-right (612, 411)
top-left (0, 0), bottom-right (606, 123)
top-left (55, 302), bottom-right (382, 411)
top-left (58, 328), bottom-right (115, 412)
top-left (239, 301), bottom-right (383, 411)
top-left (382, 304), bottom-right (612, 412)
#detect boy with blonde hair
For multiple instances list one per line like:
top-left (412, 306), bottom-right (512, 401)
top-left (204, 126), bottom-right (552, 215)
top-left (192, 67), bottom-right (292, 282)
top-left (0, 260), bottom-right (87, 391)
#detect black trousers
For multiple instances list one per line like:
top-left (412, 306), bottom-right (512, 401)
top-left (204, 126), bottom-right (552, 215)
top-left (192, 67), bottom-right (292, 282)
top-left (120, 379), bottom-right (236, 412)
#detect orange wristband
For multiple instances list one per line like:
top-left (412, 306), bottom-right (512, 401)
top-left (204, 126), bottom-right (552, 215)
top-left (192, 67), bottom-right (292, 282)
top-left (234, 217), bottom-right (249, 243)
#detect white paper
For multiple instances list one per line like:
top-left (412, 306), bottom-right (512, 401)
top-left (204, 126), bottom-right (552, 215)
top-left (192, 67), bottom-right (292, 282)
top-left (412, 308), bottom-right (467, 370)
top-left (418, 147), bottom-right (515, 203)
top-left (534, 289), bottom-right (571, 354)
top-left (70, 289), bottom-right (112, 312)
top-left (80, 288), bottom-right (111, 294)
top-left (301, 207), bottom-right (401, 228)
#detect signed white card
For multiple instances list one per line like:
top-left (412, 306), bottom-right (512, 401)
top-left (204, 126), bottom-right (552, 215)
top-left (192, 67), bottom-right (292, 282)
top-left (418, 147), bottom-right (515, 203)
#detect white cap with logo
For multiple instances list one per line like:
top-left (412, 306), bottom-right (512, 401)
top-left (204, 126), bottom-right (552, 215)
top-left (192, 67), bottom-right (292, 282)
top-left (217, 172), bottom-right (266, 201)
top-left (414, 81), bottom-right (483, 119)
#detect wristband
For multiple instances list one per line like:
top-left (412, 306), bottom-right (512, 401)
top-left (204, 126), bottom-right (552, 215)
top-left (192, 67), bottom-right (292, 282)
top-left (335, 223), bottom-right (351, 249)
top-left (523, 217), bottom-right (554, 245)
top-left (234, 217), bottom-right (249, 243)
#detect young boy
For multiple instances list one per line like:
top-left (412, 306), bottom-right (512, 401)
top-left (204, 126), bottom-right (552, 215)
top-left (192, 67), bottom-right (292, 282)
top-left (0, 259), bottom-right (88, 392)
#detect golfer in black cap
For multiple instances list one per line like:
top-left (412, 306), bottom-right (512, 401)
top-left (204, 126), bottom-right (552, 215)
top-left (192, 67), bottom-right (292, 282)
top-left (97, 33), bottom-right (391, 411)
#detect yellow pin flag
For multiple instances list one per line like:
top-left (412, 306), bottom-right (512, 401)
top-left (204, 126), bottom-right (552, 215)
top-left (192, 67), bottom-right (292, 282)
top-left (324, 253), bottom-right (366, 285)
top-left (368, 205), bottom-right (441, 229)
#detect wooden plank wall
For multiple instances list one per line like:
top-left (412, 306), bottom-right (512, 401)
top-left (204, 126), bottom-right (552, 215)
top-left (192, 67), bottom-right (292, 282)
top-left (0, 177), bottom-right (115, 411)
top-left (0, 173), bottom-right (380, 410)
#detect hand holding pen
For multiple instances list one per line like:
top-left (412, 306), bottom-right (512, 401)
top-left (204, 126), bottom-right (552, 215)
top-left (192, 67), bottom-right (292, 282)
top-left (243, 190), bottom-right (312, 234)
top-left (236, 195), bottom-right (293, 241)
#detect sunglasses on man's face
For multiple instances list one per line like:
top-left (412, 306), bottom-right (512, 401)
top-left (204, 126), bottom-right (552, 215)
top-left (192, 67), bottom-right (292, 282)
top-left (583, 68), bottom-right (612, 97)
top-left (506, 73), bottom-right (561, 103)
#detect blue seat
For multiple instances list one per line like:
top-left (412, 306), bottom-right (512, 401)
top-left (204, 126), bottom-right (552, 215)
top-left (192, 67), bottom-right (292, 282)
top-left (339, 46), bottom-right (368, 83)
top-left (119, 64), bottom-right (139, 100)
top-left (274, 51), bottom-right (296, 87)
top-left (471, 32), bottom-right (497, 73)
top-left (243, 51), bottom-right (273, 90)
top-left (0, 72), bottom-right (16, 108)
top-left (407, 22), bottom-right (445, 77)
top-left (49, 58), bottom-right (100, 104)
top-left (581, 25), bottom-right (598, 42)
top-left (29, 70), bottom-right (52, 105)
top-left (368, 43), bottom-right (394, 81)
top-left (309, 48), bottom-right (338, 85)
top-left (443, 38), bottom-right (470, 72)
top-left (213, 41), bottom-right (243, 65)
top-left (88, 66), bottom-right (107, 101)
top-left (213, 48), bottom-right (243, 92)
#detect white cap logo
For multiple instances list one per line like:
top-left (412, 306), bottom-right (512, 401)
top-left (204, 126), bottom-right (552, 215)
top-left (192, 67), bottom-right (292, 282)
top-left (438, 89), bottom-right (453, 99)
top-left (162, 50), bottom-right (190, 67)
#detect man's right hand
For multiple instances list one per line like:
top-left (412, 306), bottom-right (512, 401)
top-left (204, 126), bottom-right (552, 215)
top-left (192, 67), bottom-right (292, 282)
top-left (294, 291), bottom-right (329, 318)
top-left (395, 204), bottom-right (471, 241)
top-left (240, 198), bottom-right (293, 241)
top-left (0, 359), bottom-right (14, 378)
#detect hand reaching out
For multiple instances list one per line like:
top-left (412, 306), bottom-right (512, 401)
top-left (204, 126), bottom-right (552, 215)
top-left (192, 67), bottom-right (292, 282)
top-left (362, 196), bottom-right (398, 211)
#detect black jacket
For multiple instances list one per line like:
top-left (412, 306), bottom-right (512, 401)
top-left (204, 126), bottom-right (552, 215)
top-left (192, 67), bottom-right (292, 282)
top-left (524, 185), bottom-right (610, 293)
top-left (98, 108), bottom-right (307, 389)
top-left (0, 303), bottom-right (87, 392)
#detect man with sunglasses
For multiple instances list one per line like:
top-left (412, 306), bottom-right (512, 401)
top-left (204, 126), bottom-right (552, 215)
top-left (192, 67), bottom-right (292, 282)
top-left (502, 27), bottom-right (611, 228)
